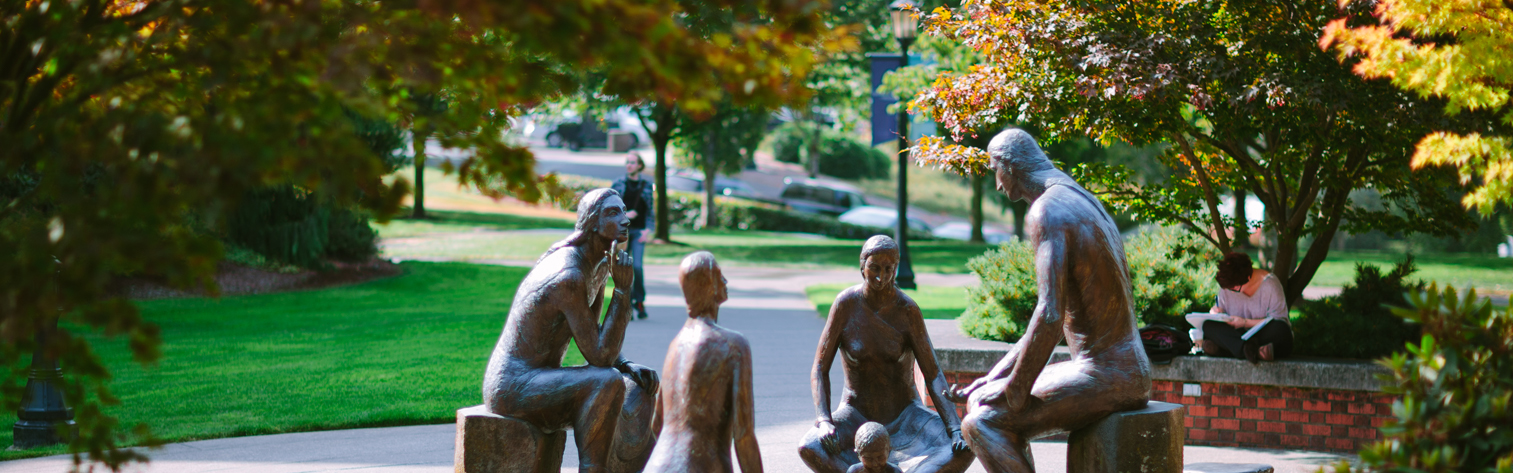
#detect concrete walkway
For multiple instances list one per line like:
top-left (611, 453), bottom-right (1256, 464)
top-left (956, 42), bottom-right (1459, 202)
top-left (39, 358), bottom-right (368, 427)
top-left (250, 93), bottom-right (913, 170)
top-left (1, 263), bottom-right (1349, 473)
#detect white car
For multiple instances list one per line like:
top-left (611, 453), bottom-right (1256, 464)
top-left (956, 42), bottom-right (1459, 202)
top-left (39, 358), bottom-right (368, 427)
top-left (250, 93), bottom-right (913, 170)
top-left (838, 206), bottom-right (932, 237)
top-left (931, 221), bottom-right (1015, 244)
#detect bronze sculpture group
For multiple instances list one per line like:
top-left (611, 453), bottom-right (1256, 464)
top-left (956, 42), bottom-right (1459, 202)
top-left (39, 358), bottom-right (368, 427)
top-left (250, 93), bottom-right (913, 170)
top-left (472, 128), bottom-right (1152, 473)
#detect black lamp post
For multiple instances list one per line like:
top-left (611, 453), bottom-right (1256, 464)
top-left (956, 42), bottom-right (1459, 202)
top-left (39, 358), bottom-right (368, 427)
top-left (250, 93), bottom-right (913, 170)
top-left (890, 0), bottom-right (918, 289)
top-left (12, 317), bottom-right (75, 449)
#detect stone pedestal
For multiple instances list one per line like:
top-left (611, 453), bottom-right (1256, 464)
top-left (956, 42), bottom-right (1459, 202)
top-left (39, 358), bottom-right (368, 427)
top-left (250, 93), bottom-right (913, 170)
top-left (454, 405), bottom-right (565, 473)
top-left (1067, 401), bottom-right (1186, 473)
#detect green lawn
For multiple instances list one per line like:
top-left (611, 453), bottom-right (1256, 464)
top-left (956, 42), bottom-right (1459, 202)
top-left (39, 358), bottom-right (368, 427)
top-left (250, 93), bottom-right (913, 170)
top-left (644, 231), bottom-right (993, 273)
top-left (805, 283), bottom-right (971, 319)
top-left (0, 262), bottom-right (581, 461)
top-left (1309, 251), bottom-right (1513, 292)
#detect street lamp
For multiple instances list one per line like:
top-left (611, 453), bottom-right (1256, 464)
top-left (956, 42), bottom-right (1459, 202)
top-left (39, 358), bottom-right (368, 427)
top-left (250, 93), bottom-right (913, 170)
top-left (890, 0), bottom-right (918, 289)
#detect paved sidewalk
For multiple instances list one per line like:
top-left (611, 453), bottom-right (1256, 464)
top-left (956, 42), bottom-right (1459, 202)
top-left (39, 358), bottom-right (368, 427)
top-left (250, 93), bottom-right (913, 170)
top-left (1, 263), bottom-right (1349, 473)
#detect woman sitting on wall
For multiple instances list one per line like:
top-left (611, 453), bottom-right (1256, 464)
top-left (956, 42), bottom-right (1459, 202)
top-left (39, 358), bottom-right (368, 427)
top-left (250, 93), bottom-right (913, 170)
top-left (1201, 252), bottom-right (1293, 362)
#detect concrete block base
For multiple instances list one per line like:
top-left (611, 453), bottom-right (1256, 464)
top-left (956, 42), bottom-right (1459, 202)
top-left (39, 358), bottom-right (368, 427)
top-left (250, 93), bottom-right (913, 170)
top-left (454, 405), bottom-right (565, 473)
top-left (1068, 401), bottom-right (1186, 473)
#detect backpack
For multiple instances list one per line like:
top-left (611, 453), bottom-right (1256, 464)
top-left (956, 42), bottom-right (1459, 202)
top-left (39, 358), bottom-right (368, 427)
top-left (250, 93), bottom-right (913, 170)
top-left (1139, 324), bottom-right (1192, 365)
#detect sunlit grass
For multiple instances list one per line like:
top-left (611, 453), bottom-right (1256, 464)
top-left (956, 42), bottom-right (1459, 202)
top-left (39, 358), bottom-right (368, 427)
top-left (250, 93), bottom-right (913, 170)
top-left (0, 262), bottom-right (576, 461)
top-left (805, 283), bottom-right (971, 319)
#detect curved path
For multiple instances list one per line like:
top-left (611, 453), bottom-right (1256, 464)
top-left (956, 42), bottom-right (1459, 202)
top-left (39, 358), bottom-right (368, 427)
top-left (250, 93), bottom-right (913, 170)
top-left (0, 263), bottom-right (1345, 473)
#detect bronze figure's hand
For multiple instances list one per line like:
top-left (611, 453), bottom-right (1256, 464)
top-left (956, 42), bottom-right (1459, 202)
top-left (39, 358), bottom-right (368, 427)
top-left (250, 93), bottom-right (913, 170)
top-left (815, 419), bottom-right (841, 454)
top-left (944, 380), bottom-right (979, 404)
top-left (619, 360), bottom-right (659, 394)
top-left (611, 249), bottom-right (635, 289)
top-left (950, 429), bottom-right (970, 454)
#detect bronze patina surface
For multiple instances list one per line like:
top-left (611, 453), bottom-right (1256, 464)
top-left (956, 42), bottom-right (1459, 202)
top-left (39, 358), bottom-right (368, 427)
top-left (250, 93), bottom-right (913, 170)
top-left (800, 236), bottom-right (974, 473)
top-left (946, 128), bottom-right (1152, 473)
top-left (481, 188), bottom-right (661, 473)
top-left (643, 251), bottom-right (763, 473)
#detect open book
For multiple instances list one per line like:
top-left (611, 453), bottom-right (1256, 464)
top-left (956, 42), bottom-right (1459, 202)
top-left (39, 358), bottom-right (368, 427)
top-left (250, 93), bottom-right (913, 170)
top-left (1187, 313), bottom-right (1273, 342)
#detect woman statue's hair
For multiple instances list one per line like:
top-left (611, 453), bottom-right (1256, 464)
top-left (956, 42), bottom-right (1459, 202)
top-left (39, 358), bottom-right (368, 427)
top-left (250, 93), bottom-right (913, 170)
top-left (860, 235), bottom-right (900, 265)
top-left (1216, 252), bottom-right (1254, 289)
top-left (538, 188), bottom-right (623, 263)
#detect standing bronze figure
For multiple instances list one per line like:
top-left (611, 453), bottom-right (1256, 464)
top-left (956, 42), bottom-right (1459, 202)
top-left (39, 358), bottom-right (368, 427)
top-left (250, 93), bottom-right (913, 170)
top-left (945, 128), bottom-right (1151, 473)
top-left (482, 188), bottom-right (661, 473)
top-left (799, 235), bottom-right (974, 473)
top-left (643, 251), bottom-right (762, 473)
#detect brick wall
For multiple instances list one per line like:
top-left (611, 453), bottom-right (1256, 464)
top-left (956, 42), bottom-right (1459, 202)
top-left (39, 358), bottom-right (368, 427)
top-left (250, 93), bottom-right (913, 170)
top-left (941, 371), bottom-right (1395, 452)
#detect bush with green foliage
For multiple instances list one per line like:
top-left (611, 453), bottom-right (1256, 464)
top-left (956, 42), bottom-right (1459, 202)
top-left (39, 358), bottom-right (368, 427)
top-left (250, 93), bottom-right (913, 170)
top-left (959, 227), bottom-right (1216, 342)
top-left (1291, 257), bottom-right (1424, 359)
top-left (226, 186), bottom-right (379, 268)
top-left (769, 122), bottom-right (890, 180)
top-left (1329, 284), bottom-right (1513, 473)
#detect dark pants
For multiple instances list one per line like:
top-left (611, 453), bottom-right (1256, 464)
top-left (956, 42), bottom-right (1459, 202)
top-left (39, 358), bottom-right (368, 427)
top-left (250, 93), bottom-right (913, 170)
top-left (1202, 320), bottom-right (1293, 359)
top-left (627, 229), bottom-right (647, 307)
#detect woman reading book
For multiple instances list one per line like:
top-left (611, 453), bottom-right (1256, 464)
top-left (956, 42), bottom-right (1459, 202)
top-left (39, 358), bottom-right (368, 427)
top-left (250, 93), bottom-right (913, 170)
top-left (1200, 252), bottom-right (1293, 363)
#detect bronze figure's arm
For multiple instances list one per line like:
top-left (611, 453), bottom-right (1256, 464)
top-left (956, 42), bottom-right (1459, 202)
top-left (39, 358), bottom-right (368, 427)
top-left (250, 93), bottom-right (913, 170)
top-left (558, 250), bottom-right (635, 368)
top-left (810, 294), bottom-right (850, 453)
top-left (732, 338), bottom-right (763, 473)
top-left (904, 302), bottom-right (970, 452)
top-left (1000, 236), bottom-right (1069, 410)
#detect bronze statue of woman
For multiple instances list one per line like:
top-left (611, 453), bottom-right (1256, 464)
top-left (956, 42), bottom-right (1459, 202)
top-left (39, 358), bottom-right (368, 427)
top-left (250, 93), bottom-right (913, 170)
top-left (483, 188), bottom-right (661, 473)
top-left (798, 236), bottom-right (974, 473)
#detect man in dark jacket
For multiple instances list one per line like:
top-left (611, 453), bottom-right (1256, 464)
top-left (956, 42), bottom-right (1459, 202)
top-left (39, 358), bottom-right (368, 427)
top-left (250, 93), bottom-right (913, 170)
top-left (612, 152), bottom-right (655, 319)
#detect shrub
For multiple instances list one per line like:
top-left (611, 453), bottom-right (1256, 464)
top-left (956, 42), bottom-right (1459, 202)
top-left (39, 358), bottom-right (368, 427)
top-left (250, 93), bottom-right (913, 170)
top-left (770, 122), bottom-right (890, 180)
top-left (326, 208), bottom-right (378, 262)
top-left (1329, 284), bottom-right (1513, 473)
top-left (958, 227), bottom-right (1216, 342)
top-left (1291, 257), bottom-right (1424, 359)
top-left (226, 186), bottom-right (380, 268)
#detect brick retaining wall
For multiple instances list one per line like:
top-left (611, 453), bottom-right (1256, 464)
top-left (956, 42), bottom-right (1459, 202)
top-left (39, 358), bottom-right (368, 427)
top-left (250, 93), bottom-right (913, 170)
top-left (939, 370), bottom-right (1395, 453)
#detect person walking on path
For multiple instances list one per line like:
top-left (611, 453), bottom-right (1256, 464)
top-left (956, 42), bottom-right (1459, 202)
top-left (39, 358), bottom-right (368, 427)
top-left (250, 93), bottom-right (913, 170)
top-left (613, 152), bottom-right (655, 319)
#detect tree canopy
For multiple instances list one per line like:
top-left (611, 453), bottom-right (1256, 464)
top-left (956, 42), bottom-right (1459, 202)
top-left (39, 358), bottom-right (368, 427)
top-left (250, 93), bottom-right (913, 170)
top-left (904, 0), bottom-right (1484, 304)
top-left (1323, 0), bottom-right (1513, 216)
top-left (1, 0), bottom-right (835, 467)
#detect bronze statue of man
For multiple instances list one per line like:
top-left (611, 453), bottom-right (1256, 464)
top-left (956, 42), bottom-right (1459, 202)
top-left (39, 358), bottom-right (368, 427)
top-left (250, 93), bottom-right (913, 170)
top-left (483, 188), bottom-right (661, 473)
top-left (800, 235), bottom-right (974, 473)
top-left (945, 128), bottom-right (1151, 473)
top-left (643, 251), bottom-right (763, 473)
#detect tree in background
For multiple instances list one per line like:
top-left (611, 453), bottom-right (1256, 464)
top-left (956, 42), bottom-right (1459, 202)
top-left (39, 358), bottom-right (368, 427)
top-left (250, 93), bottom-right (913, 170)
top-left (673, 105), bottom-right (770, 228)
top-left (407, 92), bottom-right (449, 219)
top-left (1322, 0), bottom-right (1513, 217)
top-left (907, 0), bottom-right (1484, 304)
top-left (0, 0), bottom-right (835, 467)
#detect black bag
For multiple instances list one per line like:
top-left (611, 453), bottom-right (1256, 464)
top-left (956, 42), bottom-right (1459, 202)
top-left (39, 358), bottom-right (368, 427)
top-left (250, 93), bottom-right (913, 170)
top-left (1139, 324), bottom-right (1192, 365)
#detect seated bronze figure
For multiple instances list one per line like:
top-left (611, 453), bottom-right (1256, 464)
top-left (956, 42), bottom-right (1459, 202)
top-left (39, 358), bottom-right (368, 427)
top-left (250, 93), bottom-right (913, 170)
top-left (482, 188), bottom-right (661, 473)
top-left (946, 128), bottom-right (1152, 473)
top-left (643, 251), bottom-right (762, 473)
top-left (799, 235), bottom-right (974, 473)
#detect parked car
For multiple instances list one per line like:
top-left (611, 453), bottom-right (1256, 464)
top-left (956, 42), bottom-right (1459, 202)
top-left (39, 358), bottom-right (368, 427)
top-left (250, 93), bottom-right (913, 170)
top-left (779, 178), bottom-right (868, 216)
top-left (932, 221), bottom-right (1015, 244)
top-left (540, 108), bottom-right (649, 151)
top-left (838, 206), bottom-right (933, 237)
top-left (666, 169), bottom-right (771, 204)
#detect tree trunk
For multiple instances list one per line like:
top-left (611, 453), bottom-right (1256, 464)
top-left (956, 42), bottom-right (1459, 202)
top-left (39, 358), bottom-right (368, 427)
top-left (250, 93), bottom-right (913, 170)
top-left (411, 127), bottom-right (427, 219)
top-left (970, 174), bottom-right (985, 243)
top-left (806, 111), bottom-right (822, 178)
top-left (703, 134), bottom-right (718, 229)
top-left (1233, 188), bottom-right (1250, 249)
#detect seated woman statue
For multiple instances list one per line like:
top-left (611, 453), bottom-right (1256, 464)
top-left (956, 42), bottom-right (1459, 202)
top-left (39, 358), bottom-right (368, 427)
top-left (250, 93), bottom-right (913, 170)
top-left (483, 188), bottom-right (661, 473)
top-left (798, 236), bottom-right (974, 473)
top-left (1201, 252), bottom-right (1292, 363)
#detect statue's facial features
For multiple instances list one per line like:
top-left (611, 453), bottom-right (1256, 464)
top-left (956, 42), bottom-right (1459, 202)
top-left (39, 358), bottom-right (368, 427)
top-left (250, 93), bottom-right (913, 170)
top-left (990, 157), bottom-right (1018, 200)
top-left (861, 254), bottom-right (898, 290)
top-left (857, 449), bottom-right (888, 468)
top-left (714, 267), bottom-right (729, 305)
top-left (598, 195), bottom-right (629, 242)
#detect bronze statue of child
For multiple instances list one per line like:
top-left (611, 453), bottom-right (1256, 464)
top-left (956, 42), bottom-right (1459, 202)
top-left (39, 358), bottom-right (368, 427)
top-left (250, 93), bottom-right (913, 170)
top-left (847, 422), bottom-right (902, 473)
top-left (799, 235), bottom-right (973, 473)
top-left (643, 251), bottom-right (762, 473)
